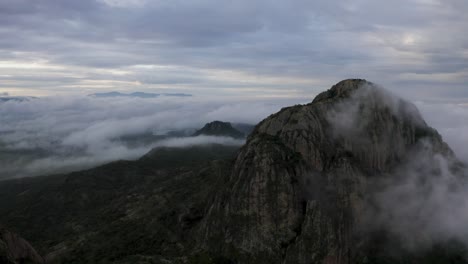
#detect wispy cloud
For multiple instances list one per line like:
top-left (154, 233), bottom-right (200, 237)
top-left (323, 83), bottom-right (468, 250)
top-left (418, 101), bottom-right (468, 162)
top-left (0, 95), bottom-right (304, 178)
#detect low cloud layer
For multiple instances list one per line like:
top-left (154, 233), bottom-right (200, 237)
top-left (324, 84), bottom-right (468, 252)
top-left (371, 141), bottom-right (468, 250)
top-left (151, 135), bottom-right (244, 148)
top-left (0, 90), bottom-right (466, 189)
top-left (18, 135), bottom-right (244, 179)
top-left (417, 101), bottom-right (468, 163)
top-left (0, 95), bottom-right (305, 178)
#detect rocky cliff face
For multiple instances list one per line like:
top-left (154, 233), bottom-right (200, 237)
top-left (200, 79), bottom-right (464, 263)
top-left (0, 226), bottom-right (44, 264)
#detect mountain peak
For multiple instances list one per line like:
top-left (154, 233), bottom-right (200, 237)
top-left (312, 78), bottom-right (372, 103)
top-left (193, 121), bottom-right (244, 138)
top-left (201, 79), bottom-right (457, 263)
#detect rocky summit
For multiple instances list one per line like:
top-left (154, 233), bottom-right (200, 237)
top-left (193, 121), bottom-right (245, 139)
top-left (199, 79), bottom-right (464, 263)
top-left (0, 79), bottom-right (466, 263)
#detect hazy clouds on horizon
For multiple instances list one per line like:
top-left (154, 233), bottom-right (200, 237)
top-left (0, 92), bottom-right (466, 179)
top-left (0, 95), bottom-right (307, 178)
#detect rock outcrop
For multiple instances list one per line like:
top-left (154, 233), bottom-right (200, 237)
top-left (0, 226), bottom-right (44, 264)
top-left (200, 79), bottom-right (463, 263)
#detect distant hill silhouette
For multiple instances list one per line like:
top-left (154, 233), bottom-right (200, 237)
top-left (89, 91), bottom-right (192, 98)
top-left (193, 121), bottom-right (245, 138)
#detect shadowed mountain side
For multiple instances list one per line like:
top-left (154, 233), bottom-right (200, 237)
top-left (232, 123), bottom-right (256, 137)
top-left (0, 145), bottom-right (239, 263)
top-left (140, 144), bottom-right (240, 168)
top-left (0, 226), bottom-right (44, 264)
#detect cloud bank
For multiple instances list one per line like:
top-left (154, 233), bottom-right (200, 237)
top-left (0, 88), bottom-right (465, 181)
top-left (371, 141), bottom-right (468, 251)
top-left (324, 84), bottom-right (468, 252)
top-left (0, 95), bottom-right (305, 178)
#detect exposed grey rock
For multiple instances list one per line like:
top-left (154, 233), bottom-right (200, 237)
top-left (0, 226), bottom-right (44, 264)
top-left (200, 79), bottom-right (464, 263)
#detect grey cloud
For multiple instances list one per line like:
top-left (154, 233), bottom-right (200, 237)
top-left (0, 0), bottom-right (467, 99)
top-left (326, 83), bottom-right (424, 144)
top-left (1, 91), bottom-right (466, 180)
top-left (20, 135), bottom-right (244, 177)
top-left (324, 84), bottom-right (468, 250)
top-left (152, 135), bottom-right (244, 148)
top-left (0, 95), bottom-right (302, 178)
top-left (369, 141), bottom-right (468, 250)
top-left (418, 101), bottom-right (468, 162)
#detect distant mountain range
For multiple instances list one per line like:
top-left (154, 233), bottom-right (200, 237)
top-left (0, 93), bottom-right (192, 101)
top-left (89, 92), bottom-right (192, 98)
top-left (0, 96), bottom-right (36, 102)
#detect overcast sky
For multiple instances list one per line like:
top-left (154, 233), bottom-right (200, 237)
top-left (0, 0), bottom-right (466, 99)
